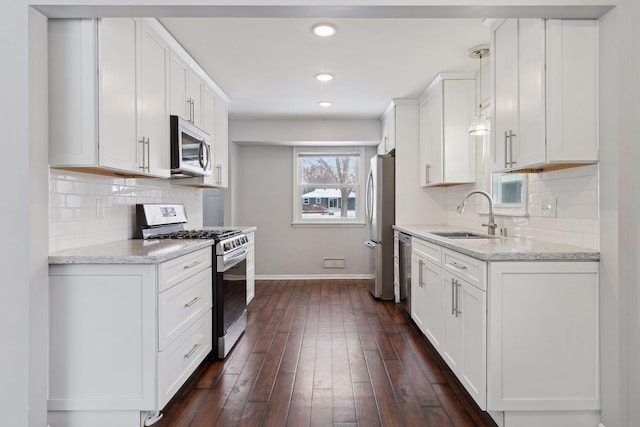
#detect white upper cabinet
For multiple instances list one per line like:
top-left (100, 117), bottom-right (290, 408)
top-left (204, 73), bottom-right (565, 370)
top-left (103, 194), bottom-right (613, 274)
top-left (201, 86), bottom-right (229, 188)
top-left (170, 53), bottom-right (204, 127)
top-left (379, 103), bottom-right (396, 154)
top-left (49, 18), bottom-right (171, 178)
top-left (419, 73), bottom-right (476, 187)
top-left (491, 19), bottom-right (598, 173)
top-left (49, 18), bottom-right (230, 182)
top-left (138, 20), bottom-right (171, 178)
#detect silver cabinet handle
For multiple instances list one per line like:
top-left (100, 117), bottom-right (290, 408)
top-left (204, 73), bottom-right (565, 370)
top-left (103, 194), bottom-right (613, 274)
top-left (184, 296), bottom-right (202, 308)
top-left (183, 260), bottom-right (201, 270)
top-left (454, 280), bottom-right (462, 317)
top-left (504, 131), bottom-right (509, 168)
top-left (184, 343), bottom-right (200, 359)
top-left (449, 261), bottom-right (467, 270)
top-left (191, 99), bottom-right (196, 123)
top-left (451, 279), bottom-right (456, 315)
top-left (139, 137), bottom-right (146, 171)
top-left (145, 137), bottom-right (150, 172)
top-left (418, 259), bottom-right (424, 287)
top-left (509, 130), bottom-right (516, 166)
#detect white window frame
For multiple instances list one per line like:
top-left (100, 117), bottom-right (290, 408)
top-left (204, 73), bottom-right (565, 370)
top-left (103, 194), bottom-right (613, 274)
top-left (293, 146), bottom-right (366, 226)
top-left (303, 198), bottom-right (309, 205)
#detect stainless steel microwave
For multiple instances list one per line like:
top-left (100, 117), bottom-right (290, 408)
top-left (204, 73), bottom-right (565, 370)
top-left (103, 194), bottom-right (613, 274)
top-left (170, 115), bottom-right (212, 177)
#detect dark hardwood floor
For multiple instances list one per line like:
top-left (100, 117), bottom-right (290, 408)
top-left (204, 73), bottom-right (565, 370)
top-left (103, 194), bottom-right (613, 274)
top-left (156, 280), bottom-right (498, 427)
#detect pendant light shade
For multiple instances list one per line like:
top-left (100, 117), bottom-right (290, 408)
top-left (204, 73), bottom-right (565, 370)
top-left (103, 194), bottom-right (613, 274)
top-left (468, 45), bottom-right (491, 136)
top-left (469, 114), bottom-right (491, 136)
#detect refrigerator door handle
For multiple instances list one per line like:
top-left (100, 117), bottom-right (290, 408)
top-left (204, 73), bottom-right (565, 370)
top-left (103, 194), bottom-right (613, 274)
top-left (365, 168), bottom-right (374, 224)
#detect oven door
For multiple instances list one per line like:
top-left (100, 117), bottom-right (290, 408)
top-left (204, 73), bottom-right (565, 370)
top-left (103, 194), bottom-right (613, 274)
top-left (214, 247), bottom-right (248, 358)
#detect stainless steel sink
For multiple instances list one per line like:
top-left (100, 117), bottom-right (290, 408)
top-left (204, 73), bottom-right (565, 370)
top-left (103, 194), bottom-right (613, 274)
top-left (430, 231), bottom-right (496, 239)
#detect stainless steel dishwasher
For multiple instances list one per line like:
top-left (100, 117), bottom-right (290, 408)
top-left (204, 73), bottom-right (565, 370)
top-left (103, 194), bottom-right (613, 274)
top-left (397, 232), bottom-right (412, 314)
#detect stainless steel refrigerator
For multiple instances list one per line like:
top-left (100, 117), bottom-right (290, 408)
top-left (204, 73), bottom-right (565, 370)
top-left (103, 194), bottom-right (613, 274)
top-left (364, 153), bottom-right (395, 299)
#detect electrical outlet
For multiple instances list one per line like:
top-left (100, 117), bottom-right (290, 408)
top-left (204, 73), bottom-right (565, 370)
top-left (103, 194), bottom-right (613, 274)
top-left (323, 258), bottom-right (345, 268)
top-left (541, 195), bottom-right (557, 217)
top-left (96, 198), bottom-right (106, 218)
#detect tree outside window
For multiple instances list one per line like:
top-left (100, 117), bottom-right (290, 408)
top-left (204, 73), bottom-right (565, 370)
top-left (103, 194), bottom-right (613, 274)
top-left (293, 147), bottom-right (365, 224)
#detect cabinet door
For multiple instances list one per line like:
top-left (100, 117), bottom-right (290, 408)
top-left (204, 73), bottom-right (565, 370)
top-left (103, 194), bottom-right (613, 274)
top-left (138, 21), bottom-right (170, 178)
top-left (410, 253), bottom-right (427, 332)
top-left (99, 18), bottom-right (139, 173)
top-left (213, 93), bottom-right (229, 187)
top-left (442, 79), bottom-right (476, 183)
top-left (418, 95), bottom-right (429, 186)
top-left (442, 273), bottom-right (462, 372)
top-left (491, 19), bottom-right (519, 172)
top-left (427, 88), bottom-right (443, 185)
top-left (188, 71), bottom-right (204, 127)
top-left (516, 19), bottom-right (546, 169)
top-left (488, 261), bottom-right (599, 411)
top-left (458, 279), bottom-right (487, 409)
top-left (423, 260), bottom-right (444, 351)
top-left (170, 54), bottom-right (189, 121)
top-left (201, 85), bottom-right (216, 186)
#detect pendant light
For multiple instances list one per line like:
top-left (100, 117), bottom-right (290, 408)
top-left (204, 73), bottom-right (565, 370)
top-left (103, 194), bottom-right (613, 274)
top-left (468, 45), bottom-right (491, 136)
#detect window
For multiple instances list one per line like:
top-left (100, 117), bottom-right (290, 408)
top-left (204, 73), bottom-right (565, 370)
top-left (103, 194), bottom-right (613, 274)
top-left (293, 147), bottom-right (366, 225)
top-left (491, 173), bottom-right (528, 216)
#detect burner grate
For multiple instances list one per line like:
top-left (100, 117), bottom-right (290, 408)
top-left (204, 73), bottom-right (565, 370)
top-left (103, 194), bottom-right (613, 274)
top-left (154, 229), bottom-right (240, 240)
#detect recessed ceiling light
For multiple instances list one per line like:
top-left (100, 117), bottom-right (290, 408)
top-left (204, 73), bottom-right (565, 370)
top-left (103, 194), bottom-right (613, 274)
top-left (312, 23), bottom-right (337, 37)
top-left (315, 73), bottom-right (334, 82)
top-left (317, 101), bottom-right (333, 108)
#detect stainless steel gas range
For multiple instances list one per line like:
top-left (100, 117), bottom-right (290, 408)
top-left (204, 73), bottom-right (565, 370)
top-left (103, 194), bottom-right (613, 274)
top-left (136, 203), bottom-right (248, 359)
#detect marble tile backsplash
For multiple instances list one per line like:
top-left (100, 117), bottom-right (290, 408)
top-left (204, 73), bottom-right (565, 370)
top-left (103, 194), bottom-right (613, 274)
top-left (445, 163), bottom-right (599, 250)
top-left (49, 169), bottom-right (203, 252)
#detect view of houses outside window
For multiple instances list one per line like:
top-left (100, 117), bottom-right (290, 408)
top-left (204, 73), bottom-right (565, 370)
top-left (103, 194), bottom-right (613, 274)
top-left (293, 147), bottom-right (365, 223)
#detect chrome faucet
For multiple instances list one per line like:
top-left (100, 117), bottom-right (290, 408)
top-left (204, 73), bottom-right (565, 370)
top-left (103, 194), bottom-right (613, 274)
top-left (457, 190), bottom-right (498, 235)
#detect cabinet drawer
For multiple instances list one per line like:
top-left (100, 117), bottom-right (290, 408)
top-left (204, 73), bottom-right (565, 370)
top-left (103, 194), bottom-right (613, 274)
top-left (442, 248), bottom-right (486, 291)
top-left (158, 247), bottom-right (212, 292)
top-left (158, 311), bottom-right (212, 408)
top-left (412, 237), bottom-right (442, 265)
top-left (158, 267), bottom-right (212, 350)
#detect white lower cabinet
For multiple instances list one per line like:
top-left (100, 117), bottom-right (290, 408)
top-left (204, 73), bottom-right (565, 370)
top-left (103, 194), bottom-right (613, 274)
top-left (48, 247), bottom-right (213, 426)
top-left (409, 235), bottom-right (599, 426)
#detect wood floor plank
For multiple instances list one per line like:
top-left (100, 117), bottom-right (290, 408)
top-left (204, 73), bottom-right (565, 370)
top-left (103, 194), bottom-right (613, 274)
top-left (155, 280), bottom-right (495, 427)
top-left (286, 344), bottom-right (315, 427)
top-left (385, 359), bottom-right (433, 426)
top-left (250, 331), bottom-right (289, 402)
top-left (262, 373), bottom-right (295, 427)
top-left (188, 374), bottom-right (238, 427)
top-left (363, 350), bottom-right (405, 427)
top-left (352, 382), bottom-right (381, 427)
top-left (310, 388), bottom-right (333, 427)
top-left (387, 332), bottom-right (440, 406)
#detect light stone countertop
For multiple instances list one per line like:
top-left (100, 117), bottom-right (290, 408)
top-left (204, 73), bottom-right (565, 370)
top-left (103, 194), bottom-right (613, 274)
top-left (393, 225), bottom-right (599, 261)
top-left (49, 239), bottom-right (215, 265)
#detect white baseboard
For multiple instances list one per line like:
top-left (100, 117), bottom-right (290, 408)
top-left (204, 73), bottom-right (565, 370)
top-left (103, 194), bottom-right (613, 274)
top-left (255, 274), bottom-right (374, 281)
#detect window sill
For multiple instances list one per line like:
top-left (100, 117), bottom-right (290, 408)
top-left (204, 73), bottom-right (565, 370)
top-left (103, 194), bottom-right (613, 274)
top-left (291, 221), bottom-right (366, 228)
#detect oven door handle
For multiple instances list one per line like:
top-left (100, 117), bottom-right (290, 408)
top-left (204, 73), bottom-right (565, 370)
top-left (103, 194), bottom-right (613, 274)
top-left (222, 249), bottom-right (248, 270)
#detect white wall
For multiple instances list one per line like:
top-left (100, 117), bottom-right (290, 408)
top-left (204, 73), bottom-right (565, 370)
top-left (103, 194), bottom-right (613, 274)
top-left (234, 144), bottom-right (376, 277)
top-left (49, 170), bottom-right (203, 252)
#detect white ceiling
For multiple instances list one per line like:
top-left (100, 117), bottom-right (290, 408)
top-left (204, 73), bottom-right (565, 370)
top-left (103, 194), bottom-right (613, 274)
top-left (160, 18), bottom-right (491, 120)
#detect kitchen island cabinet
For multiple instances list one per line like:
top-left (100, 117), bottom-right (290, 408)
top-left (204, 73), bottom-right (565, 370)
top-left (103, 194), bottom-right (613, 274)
top-left (399, 225), bottom-right (599, 427)
top-left (48, 242), bottom-right (214, 427)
